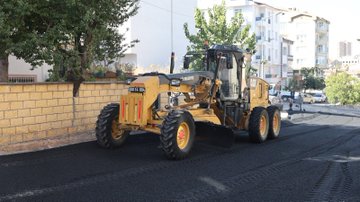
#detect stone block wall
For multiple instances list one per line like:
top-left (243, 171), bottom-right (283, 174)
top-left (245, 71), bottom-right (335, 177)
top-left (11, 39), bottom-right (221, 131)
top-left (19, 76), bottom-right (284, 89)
top-left (0, 82), bottom-right (127, 154)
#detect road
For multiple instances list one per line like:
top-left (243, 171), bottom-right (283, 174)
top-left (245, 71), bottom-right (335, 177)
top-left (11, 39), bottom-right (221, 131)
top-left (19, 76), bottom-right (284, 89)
top-left (1, 107), bottom-right (360, 201)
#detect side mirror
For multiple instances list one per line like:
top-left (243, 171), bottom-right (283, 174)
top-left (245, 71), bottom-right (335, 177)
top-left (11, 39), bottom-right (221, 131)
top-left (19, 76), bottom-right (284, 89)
top-left (183, 56), bottom-right (190, 69)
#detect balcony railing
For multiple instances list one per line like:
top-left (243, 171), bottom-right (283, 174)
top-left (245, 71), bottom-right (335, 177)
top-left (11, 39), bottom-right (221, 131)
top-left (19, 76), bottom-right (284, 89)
top-left (288, 55), bottom-right (294, 61)
top-left (8, 75), bottom-right (37, 83)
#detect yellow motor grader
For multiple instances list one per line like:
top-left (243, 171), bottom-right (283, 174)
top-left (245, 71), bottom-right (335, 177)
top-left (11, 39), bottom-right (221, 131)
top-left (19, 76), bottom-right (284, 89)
top-left (95, 45), bottom-right (281, 160)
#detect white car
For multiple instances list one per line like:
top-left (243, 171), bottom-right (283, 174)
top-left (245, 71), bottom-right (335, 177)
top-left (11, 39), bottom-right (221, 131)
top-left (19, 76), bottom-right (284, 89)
top-left (312, 93), bottom-right (327, 103)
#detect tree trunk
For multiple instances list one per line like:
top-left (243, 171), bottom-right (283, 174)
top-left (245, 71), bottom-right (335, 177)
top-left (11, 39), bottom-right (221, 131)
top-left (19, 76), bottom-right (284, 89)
top-left (0, 55), bottom-right (9, 82)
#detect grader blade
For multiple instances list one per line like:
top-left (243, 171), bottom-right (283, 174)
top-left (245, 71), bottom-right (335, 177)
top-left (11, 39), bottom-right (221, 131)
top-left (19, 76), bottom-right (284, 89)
top-left (195, 122), bottom-right (235, 148)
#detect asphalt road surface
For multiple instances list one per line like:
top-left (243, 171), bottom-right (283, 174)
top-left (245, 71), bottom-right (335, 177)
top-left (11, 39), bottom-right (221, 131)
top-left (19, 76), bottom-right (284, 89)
top-left (1, 112), bottom-right (360, 201)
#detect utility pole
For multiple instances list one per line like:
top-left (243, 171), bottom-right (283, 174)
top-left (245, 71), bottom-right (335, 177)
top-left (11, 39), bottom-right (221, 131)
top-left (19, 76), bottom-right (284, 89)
top-left (170, 0), bottom-right (173, 53)
top-left (169, 0), bottom-right (175, 74)
top-left (280, 39), bottom-right (283, 91)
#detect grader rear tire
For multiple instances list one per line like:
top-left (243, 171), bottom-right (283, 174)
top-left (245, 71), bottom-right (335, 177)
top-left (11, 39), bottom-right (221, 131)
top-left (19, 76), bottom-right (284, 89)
top-left (160, 110), bottom-right (195, 160)
top-left (249, 107), bottom-right (269, 143)
top-left (96, 103), bottom-right (129, 149)
top-left (267, 106), bottom-right (281, 139)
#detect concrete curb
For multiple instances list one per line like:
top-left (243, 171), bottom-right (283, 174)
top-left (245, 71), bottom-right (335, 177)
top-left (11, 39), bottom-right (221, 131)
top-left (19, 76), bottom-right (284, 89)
top-left (288, 112), bottom-right (320, 123)
top-left (0, 132), bottom-right (96, 156)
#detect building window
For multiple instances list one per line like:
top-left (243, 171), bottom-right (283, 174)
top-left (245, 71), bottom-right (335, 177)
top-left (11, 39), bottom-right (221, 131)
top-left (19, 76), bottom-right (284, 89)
top-left (234, 8), bottom-right (242, 15)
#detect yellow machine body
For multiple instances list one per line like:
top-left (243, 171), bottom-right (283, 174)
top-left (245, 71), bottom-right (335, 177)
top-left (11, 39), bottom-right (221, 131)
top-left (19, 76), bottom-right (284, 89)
top-left (119, 75), bottom-right (269, 134)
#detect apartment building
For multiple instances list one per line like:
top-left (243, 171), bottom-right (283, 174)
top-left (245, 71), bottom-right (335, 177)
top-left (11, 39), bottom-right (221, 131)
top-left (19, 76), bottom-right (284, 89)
top-left (280, 8), bottom-right (330, 77)
top-left (339, 41), bottom-right (352, 57)
top-left (120, 0), bottom-right (197, 73)
top-left (281, 37), bottom-right (294, 86)
top-left (198, 0), bottom-right (289, 85)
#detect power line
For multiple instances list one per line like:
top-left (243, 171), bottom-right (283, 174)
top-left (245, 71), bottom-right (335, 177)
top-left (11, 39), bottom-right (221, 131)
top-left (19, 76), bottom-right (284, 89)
top-left (140, 0), bottom-right (193, 18)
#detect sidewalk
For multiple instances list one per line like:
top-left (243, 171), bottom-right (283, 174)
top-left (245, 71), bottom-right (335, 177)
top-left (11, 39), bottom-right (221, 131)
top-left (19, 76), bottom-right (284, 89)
top-left (280, 101), bottom-right (318, 122)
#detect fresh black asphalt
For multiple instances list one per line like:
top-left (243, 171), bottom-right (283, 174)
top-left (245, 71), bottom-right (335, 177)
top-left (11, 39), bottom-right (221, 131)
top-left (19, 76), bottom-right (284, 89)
top-left (1, 112), bottom-right (360, 201)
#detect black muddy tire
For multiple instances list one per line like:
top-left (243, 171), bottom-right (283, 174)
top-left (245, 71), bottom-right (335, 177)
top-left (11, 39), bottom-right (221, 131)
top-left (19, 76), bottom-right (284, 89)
top-left (160, 110), bottom-right (196, 160)
top-left (96, 103), bottom-right (129, 149)
top-left (267, 106), bottom-right (281, 139)
top-left (249, 107), bottom-right (269, 143)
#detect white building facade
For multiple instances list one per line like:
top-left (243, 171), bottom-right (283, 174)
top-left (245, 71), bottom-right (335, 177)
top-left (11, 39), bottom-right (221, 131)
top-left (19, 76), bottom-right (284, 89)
top-left (120, 0), bottom-right (197, 73)
top-left (280, 10), bottom-right (330, 77)
top-left (198, 0), bottom-right (288, 85)
top-left (8, 56), bottom-right (52, 82)
top-left (281, 37), bottom-right (294, 87)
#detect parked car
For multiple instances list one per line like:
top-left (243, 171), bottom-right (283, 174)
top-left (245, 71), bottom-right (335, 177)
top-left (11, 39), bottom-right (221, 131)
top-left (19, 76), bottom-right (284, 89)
top-left (302, 93), bottom-right (315, 104)
top-left (279, 91), bottom-right (293, 101)
top-left (312, 93), bottom-right (327, 103)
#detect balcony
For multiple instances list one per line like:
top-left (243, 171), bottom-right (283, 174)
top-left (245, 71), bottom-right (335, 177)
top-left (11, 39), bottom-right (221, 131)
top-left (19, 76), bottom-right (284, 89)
top-left (287, 55), bottom-right (293, 61)
top-left (9, 75), bottom-right (37, 83)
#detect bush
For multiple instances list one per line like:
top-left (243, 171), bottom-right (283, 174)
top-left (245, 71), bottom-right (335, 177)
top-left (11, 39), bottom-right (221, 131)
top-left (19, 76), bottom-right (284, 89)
top-left (325, 72), bottom-right (360, 105)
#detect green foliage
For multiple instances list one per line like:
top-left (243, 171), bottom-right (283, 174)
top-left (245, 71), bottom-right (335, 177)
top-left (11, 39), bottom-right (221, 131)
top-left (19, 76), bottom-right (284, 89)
top-left (90, 65), bottom-right (108, 78)
top-left (183, 1), bottom-right (256, 63)
top-left (0, 0), bottom-right (33, 81)
top-left (1, 0), bottom-right (139, 83)
top-left (303, 75), bottom-right (325, 90)
top-left (116, 63), bottom-right (136, 81)
top-left (286, 78), bottom-right (303, 92)
top-left (300, 67), bottom-right (325, 91)
top-left (325, 72), bottom-right (360, 105)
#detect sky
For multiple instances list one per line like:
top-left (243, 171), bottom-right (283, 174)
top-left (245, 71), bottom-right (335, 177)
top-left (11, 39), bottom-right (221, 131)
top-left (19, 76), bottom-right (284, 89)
top-left (257, 0), bottom-right (360, 59)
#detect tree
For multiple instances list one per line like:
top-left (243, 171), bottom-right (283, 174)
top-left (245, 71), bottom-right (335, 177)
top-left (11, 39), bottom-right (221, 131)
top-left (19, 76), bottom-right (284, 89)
top-left (183, 1), bottom-right (256, 59)
top-left (0, 1), bottom-right (33, 82)
top-left (325, 72), bottom-right (360, 105)
top-left (286, 78), bottom-right (303, 92)
top-left (1, 0), bottom-right (139, 94)
top-left (300, 67), bottom-right (325, 91)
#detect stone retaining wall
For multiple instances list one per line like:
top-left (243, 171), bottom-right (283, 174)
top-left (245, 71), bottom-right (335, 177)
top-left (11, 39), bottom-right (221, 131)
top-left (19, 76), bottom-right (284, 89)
top-left (0, 82), bottom-right (127, 154)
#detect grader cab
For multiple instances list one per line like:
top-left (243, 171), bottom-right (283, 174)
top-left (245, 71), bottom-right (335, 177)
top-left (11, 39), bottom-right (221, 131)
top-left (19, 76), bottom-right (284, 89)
top-left (95, 45), bottom-right (281, 160)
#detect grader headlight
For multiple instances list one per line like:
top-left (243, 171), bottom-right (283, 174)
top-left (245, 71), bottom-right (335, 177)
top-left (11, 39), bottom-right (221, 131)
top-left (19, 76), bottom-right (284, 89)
top-left (170, 79), bottom-right (181, 87)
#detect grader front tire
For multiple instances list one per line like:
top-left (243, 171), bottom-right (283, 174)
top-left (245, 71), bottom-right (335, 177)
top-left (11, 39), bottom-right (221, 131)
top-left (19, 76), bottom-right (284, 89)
top-left (160, 110), bottom-right (195, 160)
top-left (96, 103), bottom-right (129, 149)
top-left (249, 107), bottom-right (269, 143)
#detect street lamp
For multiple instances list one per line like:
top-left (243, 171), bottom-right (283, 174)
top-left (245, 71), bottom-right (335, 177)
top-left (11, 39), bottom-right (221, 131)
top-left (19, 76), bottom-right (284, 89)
top-left (258, 11), bottom-right (284, 79)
